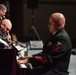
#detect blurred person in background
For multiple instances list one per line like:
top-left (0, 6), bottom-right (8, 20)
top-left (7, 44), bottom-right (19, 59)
top-left (17, 12), bottom-right (72, 75)
top-left (0, 4), bottom-right (7, 23)
top-left (0, 18), bottom-right (12, 49)
top-left (0, 4), bottom-right (7, 16)
top-left (0, 4), bottom-right (7, 25)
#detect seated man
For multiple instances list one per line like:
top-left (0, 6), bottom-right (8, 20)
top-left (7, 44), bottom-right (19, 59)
top-left (0, 18), bottom-right (12, 49)
top-left (17, 12), bottom-right (72, 75)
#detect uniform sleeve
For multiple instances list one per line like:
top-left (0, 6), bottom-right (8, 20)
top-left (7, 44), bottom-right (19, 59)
top-left (28, 51), bottom-right (48, 68)
top-left (32, 52), bottom-right (47, 63)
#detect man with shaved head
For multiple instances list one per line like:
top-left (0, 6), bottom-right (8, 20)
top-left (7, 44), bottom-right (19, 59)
top-left (48, 12), bottom-right (65, 33)
top-left (0, 19), bottom-right (12, 49)
top-left (17, 12), bottom-right (72, 75)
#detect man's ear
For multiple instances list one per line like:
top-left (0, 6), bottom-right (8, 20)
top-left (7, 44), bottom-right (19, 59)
top-left (59, 22), bottom-right (62, 27)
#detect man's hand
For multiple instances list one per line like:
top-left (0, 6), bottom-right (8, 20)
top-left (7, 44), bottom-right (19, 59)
top-left (17, 56), bottom-right (33, 64)
top-left (17, 58), bottom-right (29, 64)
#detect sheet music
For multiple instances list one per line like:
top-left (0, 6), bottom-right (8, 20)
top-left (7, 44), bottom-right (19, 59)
top-left (0, 38), bottom-right (9, 46)
top-left (30, 41), bottom-right (43, 49)
top-left (13, 42), bottom-right (27, 51)
top-left (13, 45), bottom-right (24, 51)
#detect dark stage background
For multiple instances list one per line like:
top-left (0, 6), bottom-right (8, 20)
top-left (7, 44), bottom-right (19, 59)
top-left (0, 0), bottom-right (76, 48)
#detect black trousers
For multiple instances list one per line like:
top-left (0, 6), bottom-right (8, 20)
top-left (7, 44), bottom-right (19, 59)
top-left (25, 67), bottom-right (69, 75)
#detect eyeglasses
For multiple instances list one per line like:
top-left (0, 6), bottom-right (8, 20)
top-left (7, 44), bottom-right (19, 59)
top-left (1, 23), bottom-right (10, 31)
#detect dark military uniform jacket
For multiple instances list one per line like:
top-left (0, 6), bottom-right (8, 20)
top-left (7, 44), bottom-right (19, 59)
top-left (29, 28), bottom-right (72, 75)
